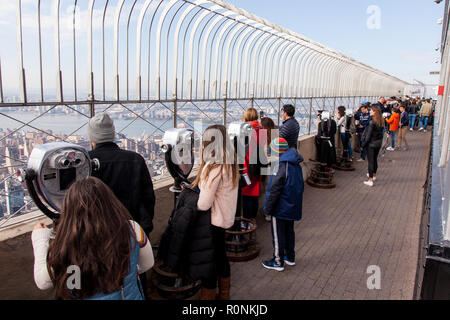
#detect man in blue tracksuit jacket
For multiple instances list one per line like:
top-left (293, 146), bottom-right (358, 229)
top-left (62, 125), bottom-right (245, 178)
top-left (354, 104), bottom-right (371, 161)
top-left (262, 138), bottom-right (304, 272)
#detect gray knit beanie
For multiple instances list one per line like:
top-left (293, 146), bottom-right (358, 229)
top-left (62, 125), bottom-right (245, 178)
top-left (87, 113), bottom-right (116, 144)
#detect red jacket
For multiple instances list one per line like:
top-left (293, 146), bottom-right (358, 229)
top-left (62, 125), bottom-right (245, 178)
top-left (242, 121), bottom-right (265, 197)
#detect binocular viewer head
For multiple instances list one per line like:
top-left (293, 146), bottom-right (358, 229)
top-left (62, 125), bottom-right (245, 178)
top-left (162, 128), bottom-right (195, 191)
top-left (20, 142), bottom-right (99, 219)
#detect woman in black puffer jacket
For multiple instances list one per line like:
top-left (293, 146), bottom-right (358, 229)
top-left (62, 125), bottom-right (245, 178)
top-left (158, 187), bottom-right (215, 285)
top-left (361, 106), bottom-right (385, 187)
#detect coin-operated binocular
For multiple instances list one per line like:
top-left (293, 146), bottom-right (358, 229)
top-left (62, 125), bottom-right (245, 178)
top-left (308, 111), bottom-right (337, 189)
top-left (152, 128), bottom-right (198, 300)
top-left (162, 128), bottom-right (195, 194)
top-left (18, 142), bottom-right (99, 221)
top-left (226, 122), bottom-right (260, 262)
top-left (228, 122), bottom-right (253, 187)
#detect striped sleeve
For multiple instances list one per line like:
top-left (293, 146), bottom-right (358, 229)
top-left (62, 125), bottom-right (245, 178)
top-left (136, 222), bottom-right (148, 248)
top-left (129, 220), bottom-right (154, 273)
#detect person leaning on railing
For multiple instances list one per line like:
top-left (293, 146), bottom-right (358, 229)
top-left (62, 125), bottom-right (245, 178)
top-left (279, 104), bottom-right (300, 150)
top-left (87, 113), bottom-right (155, 236)
top-left (31, 177), bottom-right (154, 300)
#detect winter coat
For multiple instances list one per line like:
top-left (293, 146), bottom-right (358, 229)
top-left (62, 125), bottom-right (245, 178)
top-left (419, 102), bottom-right (433, 117)
top-left (408, 104), bottom-right (419, 115)
top-left (264, 149), bottom-right (304, 221)
top-left (386, 113), bottom-right (400, 132)
top-left (242, 121), bottom-right (266, 197)
top-left (279, 117), bottom-right (300, 149)
top-left (361, 121), bottom-right (384, 149)
top-left (399, 111), bottom-right (410, 127)
top-left (158, 188), bottom-right (215, 283)
top-left (89, 142), bottom-right (155, 234)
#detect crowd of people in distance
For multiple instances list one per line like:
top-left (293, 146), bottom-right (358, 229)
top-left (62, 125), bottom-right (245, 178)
top-left (352, 96), bottom-right (435, 187)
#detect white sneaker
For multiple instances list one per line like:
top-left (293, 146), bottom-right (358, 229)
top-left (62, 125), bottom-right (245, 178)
top-left (410, 128), bottom-right (413, 132)
top-left (367, 174), bottom-right (377, 181)
top-left (419, 128), bottom-right (424, 132)
top-left (364, 180), bottom-right (374, 187)
top-left (265, 215), bottom-right (271, 222)
top-left (386, 147), bottom-right (394, 151)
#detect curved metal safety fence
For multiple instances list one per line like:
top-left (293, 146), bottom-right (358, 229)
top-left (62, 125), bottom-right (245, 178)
top-left (0, 0), bottom-right (408, 228)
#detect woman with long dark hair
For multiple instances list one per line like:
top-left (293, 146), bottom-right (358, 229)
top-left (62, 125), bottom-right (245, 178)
top-left (361, 106), bottom-right (385, 187)
top-left (260, 116), bottom-right (277, 151)
top-left (192, 124), bottom-right (239, 300)
top-left (31, 177), bottom-right (154, 300)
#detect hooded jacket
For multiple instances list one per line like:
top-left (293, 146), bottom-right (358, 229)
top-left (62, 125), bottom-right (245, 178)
top-left (386, 113), bottom-right (400, 132)
top-left (264, 149), bottom-right (304, 221)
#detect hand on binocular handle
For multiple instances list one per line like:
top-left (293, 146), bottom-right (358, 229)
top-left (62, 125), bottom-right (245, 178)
top-left (33, 223), bottom-right (48, 231)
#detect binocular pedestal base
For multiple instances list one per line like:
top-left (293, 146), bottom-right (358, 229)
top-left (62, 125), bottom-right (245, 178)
top-left (306, 165), bottom-right (336, 189)
top-left (150, 261), bottom-right (201, 300)
top-left (225, 217), bottom-right (260, 262)
top-left (333, 158), bottom-right (355, 172)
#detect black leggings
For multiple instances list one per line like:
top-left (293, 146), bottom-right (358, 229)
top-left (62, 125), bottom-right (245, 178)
top-left (202, 226), bottom-right (231, 289)
top-left (367, 146), bottom-right (381, 178)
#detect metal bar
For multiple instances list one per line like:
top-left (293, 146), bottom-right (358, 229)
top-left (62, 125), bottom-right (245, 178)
top-left (17, 0), bottom-right (27, 103)
top-left (38, 0), bottom-right (44, 102)
top-left (0, 58), bottom-right (3, 103)
top-left (73, 0), bottom-right (78, 102)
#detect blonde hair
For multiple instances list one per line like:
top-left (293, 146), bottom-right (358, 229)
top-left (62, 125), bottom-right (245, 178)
top-left (192, 125), bottom-right (239, 189)
top-left (242, 108), bottom-right (258, 122)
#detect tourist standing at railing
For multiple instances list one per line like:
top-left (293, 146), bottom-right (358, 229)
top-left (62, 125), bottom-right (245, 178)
top-left (354, 104), bottom-right (371, 162)
top-left (336, 106), bottom-right (353, 162)
top-left (398, 104), bottom-right (410, 151)
top-left (31, 177), bottom-right (154, 300)
top-left (386, 108), bottom-right (400, 151)
top-left (279, 104), bottom-right (300, 150)
top-left (419, 99), bottom-right (434, 133)
top-left (87, 113), bottom-right (155, 236)
top-left (361, 107), bottom-right (384, 187)
top-left (261, 117), bottom-right (277, 151)
top-left (194, 125), bottom-right (239, 300)
top-left (262, 138), bottom-right (304, 271)
top-left (241, 108), bottom-right (266, 223)
top-left (408, 99), bottom-right (419, 131)
top-left (87, 113), bottom-right (155, 298)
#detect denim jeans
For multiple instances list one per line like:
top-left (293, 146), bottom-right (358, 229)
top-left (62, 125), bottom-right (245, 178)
top-left (390, 130), bottom-right (398, 148)
top-left (420, 116), bottom-right (430, 130)
top-left (340, 133), bottom-right (353, 159)
top-left (409, 114), bottom-right (417, 129)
